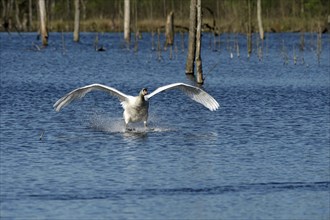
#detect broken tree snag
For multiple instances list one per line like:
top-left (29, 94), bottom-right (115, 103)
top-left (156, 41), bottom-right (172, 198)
top-left (257, 0), bottom-right (264, 40)
top-left (165, 11), bottom-right (174, 47)
top-left (185, 0), bottom-right (197, 75)
top-left (73, 0), bottom-right (80, 42)
top-left (38, 0), bottom-right (48, 46)
top-left (124, 0), bottom-right (131, 45)
top-left (195, 0), bottom-right (204, 84)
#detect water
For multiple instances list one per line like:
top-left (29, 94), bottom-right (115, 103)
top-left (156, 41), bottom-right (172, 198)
top-left (1, 32), bottom-right (329, 219)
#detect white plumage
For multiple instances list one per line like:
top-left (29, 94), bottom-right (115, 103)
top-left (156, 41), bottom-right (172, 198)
top-left (53, 83), bottom-right (219, 128)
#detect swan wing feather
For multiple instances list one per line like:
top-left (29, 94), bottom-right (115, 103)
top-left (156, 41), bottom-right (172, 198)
top-left (53, 83), bottom-right (129, 112)
top-left (145, 83), bottom-right (219, 111)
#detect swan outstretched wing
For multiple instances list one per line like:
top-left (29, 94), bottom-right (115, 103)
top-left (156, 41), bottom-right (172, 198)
top-left (145, 83), bottom-right (220, 111)
top-left (53, 83), bottom-right (129, 112)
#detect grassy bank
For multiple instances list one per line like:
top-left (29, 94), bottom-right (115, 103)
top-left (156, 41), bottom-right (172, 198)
top-left (1, 16), bottom-right (328, 34)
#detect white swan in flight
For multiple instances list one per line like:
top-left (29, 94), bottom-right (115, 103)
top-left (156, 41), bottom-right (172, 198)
top-left (53, 83), bottom-right (219, 129)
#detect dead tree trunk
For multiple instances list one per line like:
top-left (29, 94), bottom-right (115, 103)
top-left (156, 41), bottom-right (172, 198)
top-left (73, 0), bottom-right (80, 42)
top-left (38, 0), bottom-right (48, 46)
top-left (195, 0), bottom-right (203, 84)
top-left (124, 0), bottom-right (130, 45)
top-left (257, 0), bottom-right (264, 40)
top-left (185, 0), bottom-right (197, 75)
top-left (165, 11), bottom-right (174, 47)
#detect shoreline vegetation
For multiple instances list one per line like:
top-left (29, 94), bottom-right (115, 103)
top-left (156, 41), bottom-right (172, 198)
top-left (1, 0), bottom-right (329, 34)
top-left (15, 16), bottom-right (329, 33)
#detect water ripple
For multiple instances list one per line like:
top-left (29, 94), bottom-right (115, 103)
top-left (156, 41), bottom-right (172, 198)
top-left (3, 181), bottom-right (328, 202)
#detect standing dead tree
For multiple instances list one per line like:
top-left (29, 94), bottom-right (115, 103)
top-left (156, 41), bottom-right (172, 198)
top-left (38, 0), bottom-right (48, 46)
top-left (73, 0), bottom-right (80, 42)
top-left (257, 0), bottom-right (264, 40)
top-left (165, 11), bottom-right (174, 47)
top-left (195, 0), bottom-right (203, 84)
top-left (124, 0), bottom-right (130, 45)
top-left (185, 0), bottom-right (197, 75)
top-left (185, 0), bottom-right (204, 84)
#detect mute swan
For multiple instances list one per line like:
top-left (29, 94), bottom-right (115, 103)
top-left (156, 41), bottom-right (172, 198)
top-left (53, 83), bottom-right (219, 129)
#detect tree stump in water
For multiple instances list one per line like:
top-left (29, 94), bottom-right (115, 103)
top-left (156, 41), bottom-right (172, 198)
top-left (195, 0), bottom-right (204, 84)
top-left (73, 0), bottom-right (80, 42)
top-left (124, 0), bottom-right (131, 45)
top-left (38, 0), bottom-right (48, 46)
top-left (165, 11), bottom-right (174, 47)
top-left (185, 0), bottom-right (197, 75)
top-left (257, 0), bottom-right (264, 40)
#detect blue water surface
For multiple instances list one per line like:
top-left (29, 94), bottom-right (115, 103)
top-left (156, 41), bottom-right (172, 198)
top-left (0, 32), bottom-right (329, 219)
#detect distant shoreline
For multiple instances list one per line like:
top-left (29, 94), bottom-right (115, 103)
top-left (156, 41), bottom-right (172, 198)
top-left (1, 17), bottom-right (328, 34)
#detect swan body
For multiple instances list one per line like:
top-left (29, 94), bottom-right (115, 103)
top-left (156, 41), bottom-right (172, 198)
top-left (53, 83), bottom-right (219, 128)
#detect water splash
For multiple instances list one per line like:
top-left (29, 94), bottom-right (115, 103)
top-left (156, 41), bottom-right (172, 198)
top-left (89, 114), bottom-right (125, 133)
top-left (89, 114), bottom-right (174, 134)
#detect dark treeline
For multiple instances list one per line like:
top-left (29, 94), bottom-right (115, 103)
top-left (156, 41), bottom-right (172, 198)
top-left (1, 0), bottom-right (329, 33)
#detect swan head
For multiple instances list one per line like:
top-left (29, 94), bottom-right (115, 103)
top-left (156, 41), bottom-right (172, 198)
top-left (139, 88), bottom-right (148, 97)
